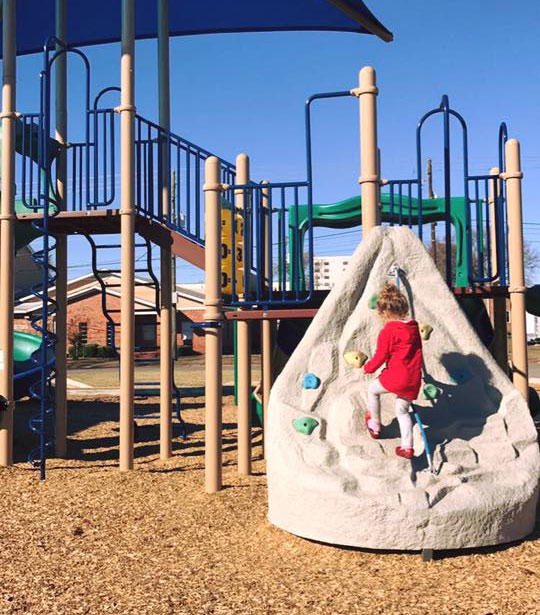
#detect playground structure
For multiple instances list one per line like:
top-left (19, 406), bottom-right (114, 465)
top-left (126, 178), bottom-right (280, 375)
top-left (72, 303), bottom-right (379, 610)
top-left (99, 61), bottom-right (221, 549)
top-left (0, 0), bottom-right (534, 512)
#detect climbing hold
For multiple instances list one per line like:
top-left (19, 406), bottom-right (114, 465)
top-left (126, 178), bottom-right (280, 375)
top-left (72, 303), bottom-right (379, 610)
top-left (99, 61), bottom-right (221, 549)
top-left (449, 369), bottom-right (471, 385)
top-left (368, 294), bottom-right (379, 309)
top-left (422, 383), bottom-right (440, 401)
top-left (344, 351), bottom-right (368, 368)
top-left (419, 323), bottom-right (433, 341)
top-left (303, 373), bottom-right (321, 389)
top-left (293, 417), bottom-right (319, 435)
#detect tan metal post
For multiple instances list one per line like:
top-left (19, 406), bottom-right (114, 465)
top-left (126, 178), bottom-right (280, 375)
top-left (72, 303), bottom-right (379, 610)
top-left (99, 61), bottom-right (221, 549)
top-left (261, 181), bottom-right (272, 456)
top-left (353, 66), bottom-right (379, 237)
top-left (488, 166), bottom-right (508, 372)
top-left (235, 154), bottom-right (251, 475)
top-left (158, 0), bottom-right (172, 460)
top-left (54, 0), bottom-right (68, 458)
top-left (204, 156), bottom-right (224, 493)
top-left (0, 0), bottom-right (16, 466)
top-left (119, 0), bottom-right (136, 470)
top-left (504, 140), bottom-right (528, 400)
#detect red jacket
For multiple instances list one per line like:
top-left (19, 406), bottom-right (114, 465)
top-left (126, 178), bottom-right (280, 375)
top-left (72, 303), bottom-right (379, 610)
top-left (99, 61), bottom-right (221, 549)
top-left (363, 320), bottom-right (423, 401)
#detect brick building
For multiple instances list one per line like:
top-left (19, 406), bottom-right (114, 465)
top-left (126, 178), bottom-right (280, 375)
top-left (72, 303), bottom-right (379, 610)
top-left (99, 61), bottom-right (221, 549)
top-left (14, 273), bottom-right (234, 355)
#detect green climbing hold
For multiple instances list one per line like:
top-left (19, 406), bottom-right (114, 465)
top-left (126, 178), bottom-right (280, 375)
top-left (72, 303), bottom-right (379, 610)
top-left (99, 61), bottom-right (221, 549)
top-left (368, 294), bottom-right (379, 309)
top-left (293, 417), bottom-right (319, 435)
top-left (422, 383), bottom-right (440, 401)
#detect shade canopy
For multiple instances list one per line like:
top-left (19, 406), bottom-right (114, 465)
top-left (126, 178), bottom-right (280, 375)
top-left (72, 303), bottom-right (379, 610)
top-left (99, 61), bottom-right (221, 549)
top-left (0, 0), bottom-right (392, 57)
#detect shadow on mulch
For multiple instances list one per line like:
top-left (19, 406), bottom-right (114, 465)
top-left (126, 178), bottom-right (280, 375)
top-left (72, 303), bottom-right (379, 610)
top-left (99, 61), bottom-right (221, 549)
top-left (13, 397), bottom-right (263, 467)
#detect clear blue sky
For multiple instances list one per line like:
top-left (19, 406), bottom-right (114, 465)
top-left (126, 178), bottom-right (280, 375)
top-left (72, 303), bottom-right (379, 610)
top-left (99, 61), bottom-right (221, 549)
top-left (12, 0), bottom-right (540, 283)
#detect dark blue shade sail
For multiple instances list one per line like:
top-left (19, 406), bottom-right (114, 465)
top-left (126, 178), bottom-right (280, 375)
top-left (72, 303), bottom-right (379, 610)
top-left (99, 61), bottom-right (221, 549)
top-left (0, 0), bottom-right (392, 57)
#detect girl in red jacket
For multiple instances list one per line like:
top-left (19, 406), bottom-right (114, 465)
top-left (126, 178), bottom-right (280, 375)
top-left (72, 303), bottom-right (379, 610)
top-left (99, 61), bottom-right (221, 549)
top-left (363, 283), bottom-right (423, 459)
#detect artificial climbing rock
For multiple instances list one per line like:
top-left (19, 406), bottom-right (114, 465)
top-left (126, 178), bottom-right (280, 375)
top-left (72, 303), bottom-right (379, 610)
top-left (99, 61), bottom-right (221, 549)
top-left (267, 226), bottom-right (539, 551)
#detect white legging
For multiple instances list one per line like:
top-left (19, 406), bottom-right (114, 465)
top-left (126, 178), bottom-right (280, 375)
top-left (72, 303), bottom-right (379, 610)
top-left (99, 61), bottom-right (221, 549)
top-left (367, 378), bottom-right (413, 449)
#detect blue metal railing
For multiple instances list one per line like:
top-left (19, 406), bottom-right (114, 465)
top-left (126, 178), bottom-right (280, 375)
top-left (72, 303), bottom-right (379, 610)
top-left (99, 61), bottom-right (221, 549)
top-left (224, 181), bottom-right (310, 307)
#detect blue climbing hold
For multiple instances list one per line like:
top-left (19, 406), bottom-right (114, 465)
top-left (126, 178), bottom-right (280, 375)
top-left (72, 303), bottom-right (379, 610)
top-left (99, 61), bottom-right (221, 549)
top-left (303, 373), bottom-right (321, 389)
top-left (293, 417), bottom-right (319, 435)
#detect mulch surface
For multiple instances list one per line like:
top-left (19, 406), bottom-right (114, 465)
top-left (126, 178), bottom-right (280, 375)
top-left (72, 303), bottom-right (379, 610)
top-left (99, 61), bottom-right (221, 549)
top-left (0, 395), bottom-right (538, 615)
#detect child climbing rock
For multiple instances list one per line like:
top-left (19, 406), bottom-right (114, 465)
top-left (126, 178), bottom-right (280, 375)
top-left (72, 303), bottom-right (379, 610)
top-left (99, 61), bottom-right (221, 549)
top-left (363, 283), bottom-right (422, 459)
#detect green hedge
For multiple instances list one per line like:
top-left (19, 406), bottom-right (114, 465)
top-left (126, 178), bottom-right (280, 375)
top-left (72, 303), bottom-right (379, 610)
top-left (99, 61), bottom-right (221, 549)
top-left (68, 344), bottom-right (116, 359)
top-left (81, 343), bottom-right (99, 357)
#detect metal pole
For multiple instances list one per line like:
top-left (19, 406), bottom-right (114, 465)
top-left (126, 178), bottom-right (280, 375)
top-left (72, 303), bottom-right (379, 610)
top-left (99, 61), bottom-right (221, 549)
top-left (504, 140), bottom-right (528, 400)
top-left (427, 157), bottom-right (437, 266)
top-left (356, 67), bottom-right (379, 236)
top-left (261, 181), bottom-right (272, 457)
top-left (204, 156), bottom-right (224, 493)
top-left (171, 169), bottom-right (178, 360)
top-left (488, 166), bottom-right (508, 372)
top-left (54, 0), bottom-right (68, 458)
top-left (158, 0), bottom-right (172, 459)
top-left (0, 0), bottom-right (16, 466)
top-left (236, 154), bottom-right (251, 475)
top-left (261, 319), bottom-right (272, 457)
top-left (119, 0), bottom-right (136, 470)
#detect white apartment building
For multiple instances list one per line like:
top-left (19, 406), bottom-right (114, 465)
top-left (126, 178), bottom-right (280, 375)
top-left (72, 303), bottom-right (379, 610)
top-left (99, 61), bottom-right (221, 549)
top-left (313, 255), bottom-right (351, 290)
top-left (526, 312), bottom-right (540, 340)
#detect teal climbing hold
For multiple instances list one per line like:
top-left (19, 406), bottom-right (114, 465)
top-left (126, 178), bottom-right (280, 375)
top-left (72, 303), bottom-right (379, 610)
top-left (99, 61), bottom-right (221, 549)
top-left (293, 417), bottom-right (319, 435)
top-left (368, 294), bottom-right (379, 309)
top-left (303, 373), bottom-right (321, 389)
top-left (422, 383), bottom-right (440, 401)
top-left (449, 369), bottom-right (471, 385)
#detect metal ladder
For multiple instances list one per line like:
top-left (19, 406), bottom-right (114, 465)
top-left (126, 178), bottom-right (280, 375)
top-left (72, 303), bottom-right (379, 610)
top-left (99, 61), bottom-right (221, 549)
top-left (84, 233), bottom-right (186, 439)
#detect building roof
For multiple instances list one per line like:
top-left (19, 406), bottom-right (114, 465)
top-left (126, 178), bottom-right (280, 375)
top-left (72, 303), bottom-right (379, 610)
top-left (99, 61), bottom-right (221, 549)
top-left (0, 1), bottom-right (392, 59)
top-left (14, 273), bottom-right (205, 317)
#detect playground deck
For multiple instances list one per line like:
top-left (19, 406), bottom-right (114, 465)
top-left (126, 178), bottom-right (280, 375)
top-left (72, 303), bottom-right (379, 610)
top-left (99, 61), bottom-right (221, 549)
top-left (0, 395), bottom-right (538, 615)
top-left (15, 210), bottom-right (205, 269)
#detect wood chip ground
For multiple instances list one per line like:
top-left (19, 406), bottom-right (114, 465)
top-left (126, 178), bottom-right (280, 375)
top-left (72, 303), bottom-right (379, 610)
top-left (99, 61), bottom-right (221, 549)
top-left (0, 396), bottom-right (538, 615)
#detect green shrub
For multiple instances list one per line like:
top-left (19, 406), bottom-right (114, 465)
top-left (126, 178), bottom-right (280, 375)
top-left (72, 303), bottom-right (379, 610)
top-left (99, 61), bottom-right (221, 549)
top-left (67, 345), bottom-right (77, 359)
top-left (81, 343), bottom-right (99, 358)
top-left (96, 345), bottom-right (116, 358)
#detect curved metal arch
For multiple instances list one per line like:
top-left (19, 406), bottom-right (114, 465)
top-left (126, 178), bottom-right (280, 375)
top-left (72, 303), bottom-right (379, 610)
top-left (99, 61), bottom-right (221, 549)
top-left (415, 95), bottom-right (472, 286)
top-left (93, 86), bottom-right (121, 111)
top-left (498, 121), bottom-right (508, 173)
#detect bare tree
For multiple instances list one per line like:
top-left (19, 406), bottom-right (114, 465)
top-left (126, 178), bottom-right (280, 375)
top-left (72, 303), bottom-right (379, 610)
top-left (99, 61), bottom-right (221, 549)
top-left (524, 241), bottom-right (540, 285)
top-left (427, 235), bottom-right (539, 287)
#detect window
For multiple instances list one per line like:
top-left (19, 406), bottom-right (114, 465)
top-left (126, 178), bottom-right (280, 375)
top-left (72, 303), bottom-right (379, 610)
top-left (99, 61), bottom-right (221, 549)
top-left (106, 322), bottom-right (115, 347)
top-left (135, 316), bottom-right (157, 348)
top-left (79, 322), bottom-right (88, 344)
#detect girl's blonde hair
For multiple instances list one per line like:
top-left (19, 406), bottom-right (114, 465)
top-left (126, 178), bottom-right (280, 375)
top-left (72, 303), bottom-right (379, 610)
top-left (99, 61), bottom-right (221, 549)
top-left (376, 283), bottom-right (409, 318)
